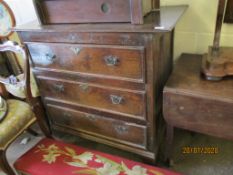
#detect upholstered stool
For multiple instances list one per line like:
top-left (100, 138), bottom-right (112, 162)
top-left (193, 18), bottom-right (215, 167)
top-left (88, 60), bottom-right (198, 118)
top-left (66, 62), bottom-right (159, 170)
top-left (14, 138), bottom-right (181, 175)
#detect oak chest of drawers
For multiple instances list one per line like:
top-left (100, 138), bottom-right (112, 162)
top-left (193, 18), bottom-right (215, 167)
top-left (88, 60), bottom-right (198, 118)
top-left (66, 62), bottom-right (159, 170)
top-left (15, 6), bottom-right (186, 162)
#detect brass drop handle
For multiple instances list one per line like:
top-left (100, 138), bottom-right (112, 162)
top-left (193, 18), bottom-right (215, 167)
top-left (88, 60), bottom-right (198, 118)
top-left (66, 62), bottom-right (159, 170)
top-left (53, 84), bottom-right (64, 92)
top-left (70, 47), bottom-right (81, 55)
top-left (114, 124), bottom-right (129, 135)
top-left (45, 53), bottom-right (56, 62)
top-left (79, 84), bottom-right (89, 92)
top-left (104, 55), bottom-right (119, 66)
top-left (110, 95), bottom-right (123, 105)
top-left (85, 114), bottom-right (97, 121)
top-left (63, 112), bottom-right (72, 117)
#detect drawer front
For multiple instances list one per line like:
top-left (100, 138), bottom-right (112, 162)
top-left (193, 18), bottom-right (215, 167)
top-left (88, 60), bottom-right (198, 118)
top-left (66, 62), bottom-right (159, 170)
top-left (38, 0), bottom-right (131, 23)
top-left (35, 0), bottom-right (152, 24)
top-left (47, 104), bottom-right (147, 149)
top-left (38, 77), bottom-right (146, 119)
top-left (28, 43), bottom-right (145, 82)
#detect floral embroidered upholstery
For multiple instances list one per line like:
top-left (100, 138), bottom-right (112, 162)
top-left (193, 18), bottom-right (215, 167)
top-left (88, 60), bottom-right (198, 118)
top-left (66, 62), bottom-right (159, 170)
top-left (14, 138), bottom-right (182, 175)
top-left (0, 99), bottom-right (36, 149)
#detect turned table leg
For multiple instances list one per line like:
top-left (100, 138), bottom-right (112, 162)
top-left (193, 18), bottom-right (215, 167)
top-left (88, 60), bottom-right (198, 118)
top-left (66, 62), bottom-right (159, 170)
top-left (164, 124), bottom-right (174, 166)
top-left (0, 150), bottom-right (16, 175)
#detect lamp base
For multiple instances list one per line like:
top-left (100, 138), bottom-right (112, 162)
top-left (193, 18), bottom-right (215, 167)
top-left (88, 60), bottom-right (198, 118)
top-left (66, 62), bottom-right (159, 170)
top-left (202, 47), bottom-right (233, 81)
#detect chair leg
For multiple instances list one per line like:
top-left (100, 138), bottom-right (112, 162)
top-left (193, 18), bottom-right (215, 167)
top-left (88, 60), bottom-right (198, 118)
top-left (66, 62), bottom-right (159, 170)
top-left (0, 150), bottom-right (16, 175)
top-left (164, 124), bottom-right (174, 166)
top-left (32, 99), bottom-right (52, 138)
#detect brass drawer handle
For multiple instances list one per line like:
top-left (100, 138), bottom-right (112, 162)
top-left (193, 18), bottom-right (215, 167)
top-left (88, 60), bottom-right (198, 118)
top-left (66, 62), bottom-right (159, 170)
top-left (79, 84), bottom-right (89, 92)
top-left (45, 53), bottom-right (56, 62)
top-left (110, 95), bottom-right (123, 105)
top-left (114, 124), bottom-right (129, 135)
top-left (53, 84), bottom-right (64, 92)
top-left (63, 112), bottom-right (72, 117)
top-left (104, 55), bottom-right (119, 66)
top-left (70, 47), bottom-right (81, 55)
top-left (85, 114), bottom-right (97, 121)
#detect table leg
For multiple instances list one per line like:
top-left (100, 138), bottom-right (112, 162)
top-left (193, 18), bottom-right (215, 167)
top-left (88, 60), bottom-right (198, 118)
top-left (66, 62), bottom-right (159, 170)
top-left (164, 124), bottom-right (174, 166)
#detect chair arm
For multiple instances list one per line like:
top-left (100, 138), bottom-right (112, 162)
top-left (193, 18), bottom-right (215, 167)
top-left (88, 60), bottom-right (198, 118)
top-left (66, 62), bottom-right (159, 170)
top-left (0, 41), bottom-right (33, 101)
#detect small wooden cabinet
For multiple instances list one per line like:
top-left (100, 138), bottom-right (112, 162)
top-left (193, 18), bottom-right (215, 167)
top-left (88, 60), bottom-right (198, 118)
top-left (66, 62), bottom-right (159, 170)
top-left (34, 0), bottom-right (158, 24)
top-left (15, 6), bottom-right (186, 162)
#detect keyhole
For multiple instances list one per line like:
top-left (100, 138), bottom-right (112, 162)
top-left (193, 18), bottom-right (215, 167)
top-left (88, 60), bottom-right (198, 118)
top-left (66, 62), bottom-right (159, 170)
top-left (101, 3), bottom-right (109, 13)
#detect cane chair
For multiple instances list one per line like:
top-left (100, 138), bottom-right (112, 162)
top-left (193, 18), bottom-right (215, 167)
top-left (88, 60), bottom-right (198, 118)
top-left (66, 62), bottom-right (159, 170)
top-left (0, 41), bottom-right (51, 175)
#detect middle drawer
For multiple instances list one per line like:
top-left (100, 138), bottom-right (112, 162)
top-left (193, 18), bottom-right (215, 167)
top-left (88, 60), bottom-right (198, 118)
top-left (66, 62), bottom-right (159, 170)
top-left (38, 77), bottom-right (146, 120)
top-left (28, 43), bottom-right (145, 82)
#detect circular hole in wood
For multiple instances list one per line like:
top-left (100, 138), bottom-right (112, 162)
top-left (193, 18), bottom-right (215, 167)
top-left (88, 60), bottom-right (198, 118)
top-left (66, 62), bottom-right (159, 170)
top-left (101, 3), bottom-right (110, 13)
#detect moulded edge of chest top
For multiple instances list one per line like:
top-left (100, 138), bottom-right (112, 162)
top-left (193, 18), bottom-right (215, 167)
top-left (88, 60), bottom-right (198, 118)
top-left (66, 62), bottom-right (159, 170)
top-left (18, 32), bottom-right (157, 46)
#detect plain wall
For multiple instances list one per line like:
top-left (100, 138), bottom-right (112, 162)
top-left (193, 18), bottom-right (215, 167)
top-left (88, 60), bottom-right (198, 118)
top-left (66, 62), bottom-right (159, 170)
top-left (162, 0), bottom-right (233, 59)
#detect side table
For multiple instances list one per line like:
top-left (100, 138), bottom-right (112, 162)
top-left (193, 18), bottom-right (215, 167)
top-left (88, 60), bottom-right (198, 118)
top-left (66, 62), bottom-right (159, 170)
top-left (163, 54), bottom-right (233, 162)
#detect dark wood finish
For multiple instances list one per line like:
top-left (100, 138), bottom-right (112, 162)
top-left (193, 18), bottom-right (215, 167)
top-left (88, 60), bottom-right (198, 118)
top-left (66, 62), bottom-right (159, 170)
top-left (47, 104), bottom-right (147, 149)
top-left (212, 0), bottom-right (226, 54)
top-left (0, 83), bottom-right (8, 98)
top-left (202, 0), bottom-right (233, 80)
top-left (224, 0), bottom-right (233, 23)
top-left (202, 47), bottom-right (233, 80)
top-left (37, 76), bottom-right (146, 119)
top-left (28, 43), bottom-right (145, 82)
top-left (34, 0), bottom-right (153, 24)
top-left (164, 124), bottom-right (174, 165)
top-left (163, 54), bottom-right (233, 162)
top-left (15, 6), bottom-right (187, 162)
top-left (15, 5), bottom-right (187, 33)
top-left (153, 0), bottom-right (160, 9)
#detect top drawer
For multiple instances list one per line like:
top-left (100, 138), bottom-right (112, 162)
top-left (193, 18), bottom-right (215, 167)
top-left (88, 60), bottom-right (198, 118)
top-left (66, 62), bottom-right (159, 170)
top-left (28, 43), bottom-right (145, 82)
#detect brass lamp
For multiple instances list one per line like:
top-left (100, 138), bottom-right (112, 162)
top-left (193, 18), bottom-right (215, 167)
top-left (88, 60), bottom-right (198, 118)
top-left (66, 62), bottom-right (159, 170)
top-left (202, 0), bottom-right (233, 80)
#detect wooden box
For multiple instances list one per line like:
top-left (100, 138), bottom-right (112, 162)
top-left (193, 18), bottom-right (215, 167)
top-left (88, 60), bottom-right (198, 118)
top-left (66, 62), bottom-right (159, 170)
top-left (33, 0), bottom-right (158, 24)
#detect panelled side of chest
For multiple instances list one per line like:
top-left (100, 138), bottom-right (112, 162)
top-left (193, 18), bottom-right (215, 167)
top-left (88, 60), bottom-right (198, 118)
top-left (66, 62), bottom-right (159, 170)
top-left (17, 30), bottom-right (168, 161)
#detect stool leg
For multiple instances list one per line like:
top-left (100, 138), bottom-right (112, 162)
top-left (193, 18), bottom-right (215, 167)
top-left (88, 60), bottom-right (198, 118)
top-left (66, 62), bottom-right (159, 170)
top-left (164, 124), bottom-right (174, 166)
top-left (0, 150), bottom-right (16, 175)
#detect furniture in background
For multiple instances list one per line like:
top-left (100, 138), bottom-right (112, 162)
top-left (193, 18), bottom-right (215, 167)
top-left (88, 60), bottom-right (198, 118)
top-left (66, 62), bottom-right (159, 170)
top-left (0, 41), bottom-right (51, 175)
top-left (0, 0), bottom-right (15, 38)
top-left (0, 0), bottom-right (14, 77)
top-left (163, 54), bottom-right (233, 163)
top-left (202, 0), bottom-right (233, 80)
top-left (14, 138), bottom-right (181, 175)
top-left (15, 5), bottom-right (187, 163)
top-left (0, 0), bottom-right (22, 76)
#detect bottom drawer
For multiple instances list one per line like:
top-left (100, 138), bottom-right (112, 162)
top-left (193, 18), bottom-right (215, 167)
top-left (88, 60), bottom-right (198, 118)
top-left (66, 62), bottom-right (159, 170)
top-left (46, 104), bottom-right (147, 149)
